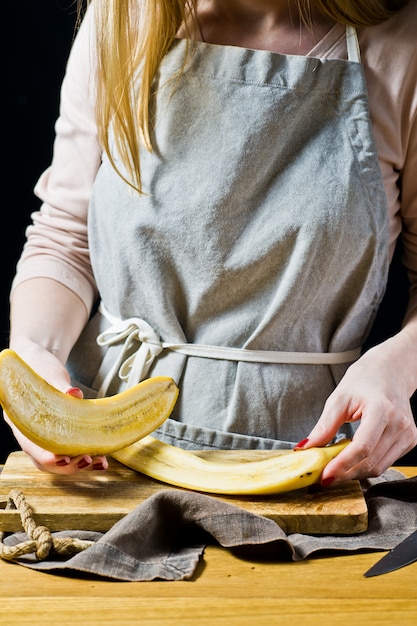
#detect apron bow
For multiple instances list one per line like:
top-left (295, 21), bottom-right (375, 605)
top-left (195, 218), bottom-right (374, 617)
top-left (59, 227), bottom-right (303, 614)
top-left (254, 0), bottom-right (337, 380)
top-left (96, 309), bottom-right (163, 396)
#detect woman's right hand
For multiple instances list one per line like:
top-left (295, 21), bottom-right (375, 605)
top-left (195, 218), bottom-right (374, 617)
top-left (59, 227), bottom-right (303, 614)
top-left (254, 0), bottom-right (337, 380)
top-left (3, 342), bottom-right (108, 474)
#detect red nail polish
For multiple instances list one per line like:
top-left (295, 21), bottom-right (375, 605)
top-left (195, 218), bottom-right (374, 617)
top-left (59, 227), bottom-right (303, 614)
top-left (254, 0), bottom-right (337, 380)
top-left (77, 459), bottom-right (90, 469)
top-left (294, 438), bottom-right (309, 449)
top-left (93, 463), bottom-right (105, 471)
top-left (66, 387), bottom-right (82, 397)
top-left (56, 458), bottom-right (70, 467)
top-left (321, 476), bottom-right (336, 488)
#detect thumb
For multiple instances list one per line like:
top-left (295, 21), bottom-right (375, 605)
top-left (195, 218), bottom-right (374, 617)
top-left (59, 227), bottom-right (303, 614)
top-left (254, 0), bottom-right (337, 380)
top-left (294, 396), bottom-right (350, 450)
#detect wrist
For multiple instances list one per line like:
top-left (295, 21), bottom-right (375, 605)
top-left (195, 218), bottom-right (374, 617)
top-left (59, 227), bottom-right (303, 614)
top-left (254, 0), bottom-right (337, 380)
top-left (381, 326), bottom-right (417, 397)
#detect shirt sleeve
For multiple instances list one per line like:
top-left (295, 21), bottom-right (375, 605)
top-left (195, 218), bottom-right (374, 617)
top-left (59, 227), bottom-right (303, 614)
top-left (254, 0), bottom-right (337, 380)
top-left (10, 5), bottom-right (101, 314)
top-left (401, 105), bottom-right (417, 319)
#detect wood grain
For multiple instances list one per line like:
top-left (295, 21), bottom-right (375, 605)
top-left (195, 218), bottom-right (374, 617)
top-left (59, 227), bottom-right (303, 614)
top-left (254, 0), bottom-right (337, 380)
top-left (0, 538), bottom-right (416, 625)
top-left (0, 450), bottom-right (368, 534)
top-left (0, 466), bottom-right (415, 626)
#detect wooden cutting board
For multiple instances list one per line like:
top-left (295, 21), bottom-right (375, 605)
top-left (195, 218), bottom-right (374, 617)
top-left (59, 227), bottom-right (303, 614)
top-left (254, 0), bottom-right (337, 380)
top-left (0, 450), bottom-right (368, 535)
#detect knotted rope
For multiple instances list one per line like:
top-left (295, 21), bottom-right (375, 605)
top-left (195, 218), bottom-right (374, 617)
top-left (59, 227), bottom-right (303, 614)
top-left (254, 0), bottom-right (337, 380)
top-left (0, 489), bottom-right (94, 561)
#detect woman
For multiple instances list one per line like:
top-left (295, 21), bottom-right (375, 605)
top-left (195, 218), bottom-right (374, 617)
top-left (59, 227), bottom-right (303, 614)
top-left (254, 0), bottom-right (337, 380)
top-left (5, 0), bottom-right (417, 481)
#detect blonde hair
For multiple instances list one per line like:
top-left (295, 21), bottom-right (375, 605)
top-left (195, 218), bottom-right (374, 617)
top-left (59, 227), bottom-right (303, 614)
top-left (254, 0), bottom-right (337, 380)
top-left (76, 0), bottom-right (409, 192)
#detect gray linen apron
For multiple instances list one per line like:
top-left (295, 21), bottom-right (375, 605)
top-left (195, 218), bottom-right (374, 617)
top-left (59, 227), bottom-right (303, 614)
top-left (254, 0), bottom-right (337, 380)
top-left (67, 27), bottom-right (389, 450)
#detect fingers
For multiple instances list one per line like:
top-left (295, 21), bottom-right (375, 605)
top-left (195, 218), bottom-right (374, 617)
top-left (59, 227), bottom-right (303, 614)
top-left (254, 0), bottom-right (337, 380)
top-left (85, 456), bottom-right (109, 472)
top-left (20, 435), bottom-right (109, 475)
top-left (4, 413), bottom-right (108, 475)
top-left (321, 406), bottom-right (416, 484)
top-left (52, 454), bottom-right (109, 474)
top-left (294, 387), bottom-right (356, 452)
top-left (294, 376), bottom-right (417, 485)
top-left (36, 454), bottom-right (108, 474)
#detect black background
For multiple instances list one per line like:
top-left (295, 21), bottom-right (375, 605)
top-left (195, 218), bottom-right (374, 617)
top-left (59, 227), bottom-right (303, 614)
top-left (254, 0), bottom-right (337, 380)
top-left (1, 1), bottom-right (416, 464)
top-left (2, 1), bottom-right (77, 460)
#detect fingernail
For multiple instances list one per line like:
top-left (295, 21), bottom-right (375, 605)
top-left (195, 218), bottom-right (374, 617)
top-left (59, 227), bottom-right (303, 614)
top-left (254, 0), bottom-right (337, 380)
top-left (321, 476), bottom-right (336, 488)
top-left (66, 387), bottom-right (82, 397)
top-left (93, 463), bottom-right (106, 471)
top-left (294, 438), bottom-right (309, 449)
top-left (77, 459), bottom-right (90, 469)
top-left (56, 458), bottom-right (70, 467)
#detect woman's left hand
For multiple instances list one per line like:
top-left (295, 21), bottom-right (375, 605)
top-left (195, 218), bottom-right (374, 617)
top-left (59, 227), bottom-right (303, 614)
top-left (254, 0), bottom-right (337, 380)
top-left (296, 334), bottom-right (417, 485)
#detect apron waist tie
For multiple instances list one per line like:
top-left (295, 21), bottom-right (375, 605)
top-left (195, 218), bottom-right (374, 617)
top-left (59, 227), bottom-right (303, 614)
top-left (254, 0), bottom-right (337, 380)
top-left (95, 304), bottom-right (361, 396)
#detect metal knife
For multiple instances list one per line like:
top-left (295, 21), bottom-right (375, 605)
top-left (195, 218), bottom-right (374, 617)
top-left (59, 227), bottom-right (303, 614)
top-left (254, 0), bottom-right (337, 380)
top-left (364, 529), bottom-right (417, 577)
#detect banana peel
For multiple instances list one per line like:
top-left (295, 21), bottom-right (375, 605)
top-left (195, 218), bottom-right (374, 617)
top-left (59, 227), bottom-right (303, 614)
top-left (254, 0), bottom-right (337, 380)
top-left (112, 436), bottom-right (350, 495)
top-left (0, 348), bottom-right (178, 456)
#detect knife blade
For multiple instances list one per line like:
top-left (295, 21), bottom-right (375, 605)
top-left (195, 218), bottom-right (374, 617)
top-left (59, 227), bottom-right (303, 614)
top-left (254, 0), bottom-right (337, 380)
top-left (364, 529), bottom-right (417, 577)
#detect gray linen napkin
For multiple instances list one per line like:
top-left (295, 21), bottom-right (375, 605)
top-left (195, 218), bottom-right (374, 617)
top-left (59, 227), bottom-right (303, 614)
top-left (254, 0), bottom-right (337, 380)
top-left (2, 470), bottom-right (416, 581)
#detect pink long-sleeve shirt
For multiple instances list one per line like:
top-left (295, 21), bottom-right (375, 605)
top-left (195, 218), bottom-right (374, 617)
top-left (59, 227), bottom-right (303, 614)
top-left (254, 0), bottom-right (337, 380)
top-left (11, 2), bottom-right (417, 324)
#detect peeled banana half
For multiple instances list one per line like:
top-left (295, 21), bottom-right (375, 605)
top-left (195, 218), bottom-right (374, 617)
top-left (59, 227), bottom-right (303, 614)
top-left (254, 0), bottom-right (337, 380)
top-left (0, 349), bottom-right (178, 456)
top-left (112, 437), bottom-right (350, 495)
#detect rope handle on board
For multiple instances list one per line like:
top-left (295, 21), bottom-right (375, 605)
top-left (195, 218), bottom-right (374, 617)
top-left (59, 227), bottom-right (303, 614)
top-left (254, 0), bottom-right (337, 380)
top-left (0, 489), bottom-right (94, 561)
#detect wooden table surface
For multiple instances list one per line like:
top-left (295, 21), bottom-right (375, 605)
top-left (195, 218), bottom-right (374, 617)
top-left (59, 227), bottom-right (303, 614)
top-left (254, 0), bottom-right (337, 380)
top-left (0, 467), bottom-right (416, 626)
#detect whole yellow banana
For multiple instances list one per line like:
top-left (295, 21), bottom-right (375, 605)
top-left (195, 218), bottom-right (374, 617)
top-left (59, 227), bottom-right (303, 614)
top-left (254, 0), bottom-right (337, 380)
top-left (112, 436), bottom-right (350, 495)
top-left (0, 349), bottom-right (178, 456)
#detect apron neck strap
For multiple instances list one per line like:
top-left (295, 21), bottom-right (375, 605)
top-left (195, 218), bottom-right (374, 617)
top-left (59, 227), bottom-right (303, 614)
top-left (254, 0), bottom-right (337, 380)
top-left (346, 25), bottom-right (361, 63)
